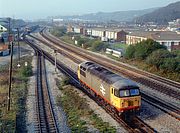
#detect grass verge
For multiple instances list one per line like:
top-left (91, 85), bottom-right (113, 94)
top-left (0, 56), bottom-right (33, 132)
top-left (56, 78), bottom-right (116, 133)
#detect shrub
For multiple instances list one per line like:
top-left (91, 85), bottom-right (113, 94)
top-left (146, 49), bottom-right (180, 72)
top-left (21, 64), bottom-right (33, 77)
top-left (125, 39), bottom-right (166, 60)
top-left (91, 41), bottom-right (108, 52)
top-left (51, 26), bottom-right (66, 37)
top-left (160, 58), bottom-right (179, 72)
top-left (77, 38), bottom-right (87, 47)
top-left (124, 45), bottom-right (136, 59)
top-left (146, 49), bottom-right (171, 68)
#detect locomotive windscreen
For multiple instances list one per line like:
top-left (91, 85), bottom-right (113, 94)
top-left (119, 89), bottom-right (140, 97)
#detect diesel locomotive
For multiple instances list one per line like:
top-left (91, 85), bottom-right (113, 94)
top-left (78, 61), bottom-right (141, 114)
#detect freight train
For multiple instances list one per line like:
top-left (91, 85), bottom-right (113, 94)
top-left (78, 61), bottom-right (141, 115)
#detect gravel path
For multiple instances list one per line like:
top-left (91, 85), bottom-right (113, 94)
top-left (139, 101), bottom-right (180, 133)
top-left (26, 56), bottom-right (37, 133)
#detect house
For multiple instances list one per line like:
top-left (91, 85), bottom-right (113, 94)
top-left (88, 28), bottom-right (127, 42)
top-left (126, 31), bottom-right (180, 51)
top-left (91, 28), bottom-right (106, 38)
top-left (105, 30), bottom-right (127, 42)
top-left (67, 25), bottom-right (74, 33)
top-left (152, 32), bottom-right (180, 51)
top-left (74, 27), bottom-right (83, 34)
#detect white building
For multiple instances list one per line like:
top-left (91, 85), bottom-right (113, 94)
top-left (0, 25), bottom-right (7, 32)
top-left (126, 31), bottom-right (180, 51)
top-left (105, 30), bottom-right (116, 40)
top-left (73, 27), bottom-right (83, 34)
top-left (91, 29), bottom-right (105, 38)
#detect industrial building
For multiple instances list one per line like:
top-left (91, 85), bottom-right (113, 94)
top-left (67, 26), bottom-right (127, 42)
top-left (126, 31), bottom-right (180, 51)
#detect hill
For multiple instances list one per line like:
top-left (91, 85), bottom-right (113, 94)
top-left (56, 8), bottom-right (157, 22)
top-left (0, 18), bottom-right (26, 28)
top-left (134, 1), bottom-right (180, 25)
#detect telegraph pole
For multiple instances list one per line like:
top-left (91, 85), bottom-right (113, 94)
top-left (7, 18), bottom-right (13, 111)
top-left (17, 28), bottom-right (20, 68)
top-left (7, 42), bottom-right (14, 111)
top-left (8, 18), bottom-right (11, 47)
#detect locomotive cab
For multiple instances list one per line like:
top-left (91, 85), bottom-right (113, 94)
top-left (110, 83), bottom-right (141, 113)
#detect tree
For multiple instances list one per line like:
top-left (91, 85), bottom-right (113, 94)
top-left (91, 41), bottom-right (107, 52)
top-left (134, 39), bottom-right (166, 60)
top-left (77, 38), bottom-right (86, 47)
top-left (124, 45), bottom-right (136, 59)
top-left (52, 26), bottom-right (67, 37)
top-left (146, 49), bottom-right (171, 68)
top-left (146, 49), bottom-right (180, 72)
top-left (125, 39), bottom-right (166, 60)
top-left (160, 58), bottom-right (179, 72)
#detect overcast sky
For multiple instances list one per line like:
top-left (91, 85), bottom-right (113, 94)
top-left (0, 0), bottom-right (179, 20)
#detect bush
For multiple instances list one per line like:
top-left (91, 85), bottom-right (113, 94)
top-left (51, 26), bottom-right (67, 37)
top-left (146, 49), bottom-right (180, 72)
top-left (125, 39), bottom-right (166, 60)
top-left (124, 45), bottom-right (136, 59)
top-left (146, 49), bottom-right (171, 68)
top-left (160, 58), bottom-right (179, 72)
top-left (91, 41), bottom-right (108, 52)
top-left (77, 38), bottom-right (87, 47)
top-left (21, 64), bottom-right (33, 77)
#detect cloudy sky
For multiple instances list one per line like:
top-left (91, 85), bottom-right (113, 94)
top-left (0, 0), bottom-right (179, 20)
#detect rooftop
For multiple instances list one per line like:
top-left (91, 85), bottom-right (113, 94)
top-left (128, 31), bottom-right (180, 41)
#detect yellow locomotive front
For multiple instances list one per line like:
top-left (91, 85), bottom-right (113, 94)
top-left (110, 83), bottom-right (141, 113)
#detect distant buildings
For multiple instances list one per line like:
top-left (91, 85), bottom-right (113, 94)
top-left (73, 27), bottom-right (83, 34)
top-left (66, 25), bottom-right (180, 51)
top-left (0, 25), bottom-right (8, 44)
top-left (0, 25), bottom-right (7, 32)
top-left (67, 26), bottom-right (127, 42)
top-left (0, 32), bottom-right (9, 56)
top-left (126, 31), bottom-right (180, 51)
top-left (0, 24), bottom-right (9, 56)
top-left (91, 28), bottom-right (106, 38)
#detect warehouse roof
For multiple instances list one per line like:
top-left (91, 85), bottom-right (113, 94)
top-left (128, 31), bottom-right (180, 41)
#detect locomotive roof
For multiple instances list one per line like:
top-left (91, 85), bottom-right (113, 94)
top-left (81, 61), bottom-right (138, 89)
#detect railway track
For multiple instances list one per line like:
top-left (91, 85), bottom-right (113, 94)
top-left (28, 44), bottom-right (59, 132)
top-left (40, 29), bottom-right (180, 101)
top-left (29, 31), bottom-right (180, 121)
top-left (25, 37), bottom-right (156, 133)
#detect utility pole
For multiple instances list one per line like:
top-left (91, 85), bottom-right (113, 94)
top-left (8, 18), bottom-right (11, 47)
top-left (7, 17), bottom-right (14, 111)
top-left (7, 42), bottom-right (13, 111)
top-left (17, 28), bottom-right (20, 68)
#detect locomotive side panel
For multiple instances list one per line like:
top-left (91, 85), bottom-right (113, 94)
top-left (91, 73), bottom-right (111, 102)
top-left (78, 64), bottom-right (111, 102)
top-left (85, 71), bottom-right (92, 88)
